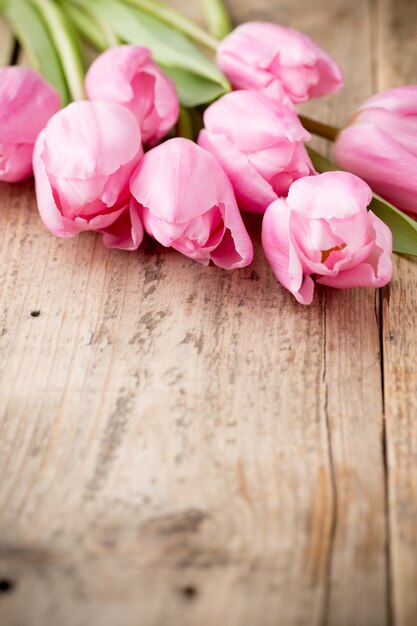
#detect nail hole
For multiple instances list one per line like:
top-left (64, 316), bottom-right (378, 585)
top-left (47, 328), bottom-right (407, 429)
top-left (30, 310), bottom-right (41, 318)
top-left (181, 585), bottom-right (198, 599)
top-left (0, 579), bottom-right (15, 593)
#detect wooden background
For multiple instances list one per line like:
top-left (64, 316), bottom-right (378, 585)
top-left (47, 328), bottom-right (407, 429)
top-left (0, 1), bottom-right (416, 625)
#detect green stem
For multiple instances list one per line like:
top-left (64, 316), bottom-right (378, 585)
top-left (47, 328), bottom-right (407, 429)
top-left (298, 115), bottom-right (340, 142)
top-left (176, 107), bottom-right (194, 140)
top-left (306, 146), bottom-right (339, 173)
top-left (123, 0), bottom-right (220, 52)
top-left (60, 2), bottom-right (116, 50)
top-left (31, 0), bottom-right (85, 101)
top-left (199, 0), bottom-right (232, 39)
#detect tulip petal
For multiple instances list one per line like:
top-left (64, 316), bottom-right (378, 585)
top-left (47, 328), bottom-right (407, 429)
top-left (33, 130), bottom-right (82, 238)
top-left (217, 22), bottom-right (343, 104)
top-left (199, 90), bottom-right (314, 214)
top-left (131, 138), bottom-right (232, 222)
top-left (85, 45), bottom-right (152, 103)
top-left (198, 129), bottom-right (277, 213)
top-left (203, 90), bottom-right (310, 150)
top-left (0, 66), bottom-right (60, 145)
top-left (262, 199), bottom-right (314, 304)
top-left (0, 143), bottom-right (33, 183)
top-left (85, 45), bottom-right (179, 145)
top-left (262, 173), bottom-right (392, 303)
top-left (100, 198), bottom-right (144, 251)
top-left (334, 121), bottom-right (417, 215)
top-left (216, 202), bottom-right (254, 269)
top-left (43, 101), bottom-right (142, 180)
top-left (317, 212), bottom-right (392, 288)
top-left (131, 138), bottom-right (253, 268)
top-left (358, 86), bottom-right (417, 116)
top-left (287, 171), bottom-right (372, 219)
top-left (33, 129), bottom-right (137, 242)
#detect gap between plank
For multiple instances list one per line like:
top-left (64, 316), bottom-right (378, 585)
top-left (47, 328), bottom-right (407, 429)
top-left (370, 0), bottom-right (394, 617)
top-left (369, 0), bottom-right (394, 618)
top-left (379, 287), bottom-right (394, 626)
top-left (320, 291), bottom-right (338, 626)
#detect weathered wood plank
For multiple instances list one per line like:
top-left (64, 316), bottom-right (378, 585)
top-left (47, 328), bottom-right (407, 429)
top-left (0, 180), bottom-right (330, 625)
top-left (0, 1), bottom-right (390, 625)
top-left (0, 193), bottom-right (331, 626)
top-left (258, 1), bottom-right (389, 624)
top-left (377, 1), bottom-right (417, 624)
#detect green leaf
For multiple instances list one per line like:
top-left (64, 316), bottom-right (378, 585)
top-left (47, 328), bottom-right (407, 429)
top-left (58, 2), bottom-right (109, 51)
top-left (1, 0), bottom-right (70, 104)
top-left (122, 0), bottom-right (220, 52)
top-left (306, 146), bottom-right (417, 257)
top-left (86, 0), bottom-right (230, 105)
top-left (370, 194), bottom-right (417, 257)
top-left (161, 65), bottom-right (228, 107)
top-left (199, 0), bottom-right (233, 39)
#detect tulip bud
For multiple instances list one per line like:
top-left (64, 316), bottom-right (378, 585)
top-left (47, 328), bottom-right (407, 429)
top-left (262, 172), bottom-right (392, 304)
top-left (33, 101), bottom-right (144, 250)
top-left (334, 87), bottom-right (417, 216)
top-left (217, 22), bottom-right (343, 105)
top-left (130, 138), bottom-right (253, 269)
top-left (199, 90), bottom-right (315, 213)
top-left (0, 67), bottom-right (60, 183)
top-left (85, 45), bottom-right (179, 146)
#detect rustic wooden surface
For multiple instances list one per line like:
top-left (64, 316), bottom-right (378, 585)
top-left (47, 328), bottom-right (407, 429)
top-left (0, 1), bottom-right (416, 625)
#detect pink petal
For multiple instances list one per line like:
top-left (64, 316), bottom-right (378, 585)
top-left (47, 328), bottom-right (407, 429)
top-left (217, 22), bottom-right (343, 103)
top-left (287, 170), bottom-right (372, 219)
top-left (100, 198), bottom-right (144, 250)
top-left (262, 199), bottom-right (314, 304)
top-left (43, 101), bottom-right (142, 179)
top-left (85, 45), bottom-right (179, 145)
top-left (33, 130), bottom-right (134, 240)
top-left (358, 86), bottom-right (417, 116)
top-left (33, 130), bottom-right (82, 238)
top-left (130, 138), bottom-right (253, 268)
top-left (334, 121), bottom-right (417, 215)
top-left (0, 142), bottom-right (33, 183)
top-left (198, 129), bottom-right (277, 213)
top-left (317, 211), bottom-right (392, 288)
top-left (203, 90), bottom-right (310, 151)
top-left (0, 66), bottom-right (60, 145)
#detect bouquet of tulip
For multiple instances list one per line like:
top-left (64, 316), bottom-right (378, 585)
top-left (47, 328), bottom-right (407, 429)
top-left (1, 0), bottom-right (417, 304)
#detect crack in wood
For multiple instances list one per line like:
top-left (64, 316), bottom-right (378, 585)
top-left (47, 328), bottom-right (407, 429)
top-left (320, 291), bottom-right (338, 626)
top-left (380, 287), bottom-right (394, 626)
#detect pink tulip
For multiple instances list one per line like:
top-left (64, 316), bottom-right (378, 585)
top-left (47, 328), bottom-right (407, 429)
top-left (130, 138), bottom-right (253, 269)
top-left (0, 66), bottom-right (60, 183)
top-left (217, 22), bottom-right (343, 104)
top-left (198, 90), bottom-right (315, 214)
top-left (85, 45), bottom-right (179, 146)
top-left (334, 86), bottom-right (417, 216)
top-left (33, 101), bottom-right (144, 250)
top-left (262, 172), bottom-right (392, 304)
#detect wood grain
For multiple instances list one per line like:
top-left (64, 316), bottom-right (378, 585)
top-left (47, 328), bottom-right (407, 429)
top-left (377, 1), bottom-right (417, 625)
top-left (0, 1), bottom-right (415, 625)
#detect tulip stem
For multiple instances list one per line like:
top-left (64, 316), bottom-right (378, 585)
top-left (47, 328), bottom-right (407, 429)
top-left (177, 107), bottom-right (194, 140)
top-left (31, 0), bottom-right (85, 101)
top-left (199, 0), bottom-right (233, 39)
top-left (306, 146), bottom-right (339, 173)
top-left (60, 2), bottom-right (119, 51)
top-left (122, 0), bottom-right (220, 52)
top-left (298, 115), bottom-right (340, 141)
